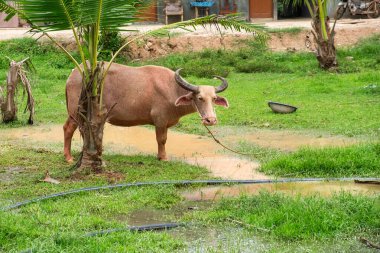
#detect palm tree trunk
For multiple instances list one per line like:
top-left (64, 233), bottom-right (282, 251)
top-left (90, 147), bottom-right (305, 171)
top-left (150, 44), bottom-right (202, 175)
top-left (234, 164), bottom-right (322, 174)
top-left (76, 63), bottom-right (107, 173)
top-left (311, 9), bottom-right (338, 69)
top-left (2, 61), bottom-right (19, 123)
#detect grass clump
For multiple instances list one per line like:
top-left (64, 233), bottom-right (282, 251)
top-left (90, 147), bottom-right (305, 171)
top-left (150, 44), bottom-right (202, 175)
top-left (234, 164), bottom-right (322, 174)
top-left (189, 192), bottom-right (380, 241)
top-left (0, 145), bottom-right (211, 202)
top-left (260, 143), bottom-right (380, 177)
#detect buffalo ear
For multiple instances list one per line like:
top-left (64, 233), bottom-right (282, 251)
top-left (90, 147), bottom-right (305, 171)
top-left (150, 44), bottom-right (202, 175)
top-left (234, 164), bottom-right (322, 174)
top-left (214, 96), bottom-right (229, 108)
top-left (175, 93), bottom-right (193, 106)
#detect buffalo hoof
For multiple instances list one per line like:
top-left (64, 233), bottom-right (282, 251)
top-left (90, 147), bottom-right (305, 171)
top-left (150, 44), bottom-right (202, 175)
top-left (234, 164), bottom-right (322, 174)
top-left (66, 157), bottom-right (74, 164)
top-left (158, 156), bottom-right (168, 161)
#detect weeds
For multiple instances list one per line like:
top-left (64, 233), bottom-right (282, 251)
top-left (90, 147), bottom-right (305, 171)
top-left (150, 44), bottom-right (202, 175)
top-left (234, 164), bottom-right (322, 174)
top-left (260, 143), bottom-right (380, 177)
top-left (189, 191), bottom-right (380, 241)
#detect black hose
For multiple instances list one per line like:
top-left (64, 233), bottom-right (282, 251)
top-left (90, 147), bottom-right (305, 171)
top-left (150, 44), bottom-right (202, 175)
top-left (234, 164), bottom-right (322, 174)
top-left (85, 223), bottom-right (184, 237)
top-left (2, 177), bottom-right (379, 211)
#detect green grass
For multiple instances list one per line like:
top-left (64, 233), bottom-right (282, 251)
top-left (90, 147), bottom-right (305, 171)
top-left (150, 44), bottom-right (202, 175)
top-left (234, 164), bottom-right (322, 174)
top-left (0, 144), bottom-right (211, 202)
top-left (1, 35), bottom-right (380, 252)
top-left (259, 143), bottom-right (380, 178)
top-left (1, 37), bottom-right (380, 136)
top-left (1, 145), bottom-right (378, 252)
top-left (267, 27), bottom-right (305, 34)
top-left (0, 145), bottom-right (211, 252)
top-left (188, 192), bottom-right (380, 241)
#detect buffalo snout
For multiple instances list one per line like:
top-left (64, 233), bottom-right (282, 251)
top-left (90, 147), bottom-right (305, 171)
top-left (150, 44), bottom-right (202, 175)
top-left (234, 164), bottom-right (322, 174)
top-left (202, 117), bottom-right (217, 126)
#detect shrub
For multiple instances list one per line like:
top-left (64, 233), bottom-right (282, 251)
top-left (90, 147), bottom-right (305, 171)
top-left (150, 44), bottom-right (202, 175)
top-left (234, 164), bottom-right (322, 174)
top-left (98, 30), bottom-right (124, 60)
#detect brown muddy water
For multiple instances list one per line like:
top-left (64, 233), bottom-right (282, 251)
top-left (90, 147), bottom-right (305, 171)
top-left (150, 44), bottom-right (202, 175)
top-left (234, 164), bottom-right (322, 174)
top-left (181, 181), bottom-right (380, 201)
top-left (0, 124), bottom-right (360, 180)
top-left (121, 181), bottom-right (379, 252)
top-left (223, 128), bottom-right (359, 152)
top-left (0, 124), bottom-right (264, 179)
top-left (119, 181), bottom-right (380, 228)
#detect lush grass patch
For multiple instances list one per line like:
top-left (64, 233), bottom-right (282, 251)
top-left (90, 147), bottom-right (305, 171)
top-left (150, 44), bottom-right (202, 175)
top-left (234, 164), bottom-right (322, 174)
top-left (1, 37), bottom-right (379, 136)
top-left (188, 192), bottom-right (380, 241)
top-left (139, 34), bottom-right (380, 77)
top-left (0, 145), bottom-right (211, 252)
top-left (259, 143), bottom-right (380, 177)
top-left (0, 145), bottom-right (210, 202)
top-left (174, 69), bottom-right (380, 136)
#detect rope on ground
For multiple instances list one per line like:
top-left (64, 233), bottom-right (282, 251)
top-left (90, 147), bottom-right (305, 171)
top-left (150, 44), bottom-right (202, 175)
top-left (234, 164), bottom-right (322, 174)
top-left (203, 125), bottom-right (253, 156)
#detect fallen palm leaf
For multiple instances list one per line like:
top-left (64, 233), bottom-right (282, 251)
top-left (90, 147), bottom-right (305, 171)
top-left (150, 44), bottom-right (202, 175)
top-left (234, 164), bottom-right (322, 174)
top-left (41, 171), bottom-right (60, 184)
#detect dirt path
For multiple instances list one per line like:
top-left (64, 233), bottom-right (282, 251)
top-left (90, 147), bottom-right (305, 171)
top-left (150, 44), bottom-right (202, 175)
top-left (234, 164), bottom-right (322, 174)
top-left (0, 124), bottom-right (360, 180)
top-left (1, 18), bottom-right (379, 59)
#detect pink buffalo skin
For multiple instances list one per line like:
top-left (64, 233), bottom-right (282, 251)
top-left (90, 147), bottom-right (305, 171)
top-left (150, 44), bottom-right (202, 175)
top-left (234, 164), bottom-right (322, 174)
top-left (63, 63), bottom-right (229, 162)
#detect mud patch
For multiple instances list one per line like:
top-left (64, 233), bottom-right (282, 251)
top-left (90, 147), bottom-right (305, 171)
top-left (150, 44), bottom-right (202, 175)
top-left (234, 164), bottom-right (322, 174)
top-left (185, 156), bottom-right (263, 180)
top-left (0, 166), bottom-right (25, 182)
top-left (0, 124), bottom-right (361, 179)
top-left (0, 124), bottom-right (265, 180)
top-left (226, 129), bottom-right (359, 152)
top-left (181, 181), bottom-right (380, 201)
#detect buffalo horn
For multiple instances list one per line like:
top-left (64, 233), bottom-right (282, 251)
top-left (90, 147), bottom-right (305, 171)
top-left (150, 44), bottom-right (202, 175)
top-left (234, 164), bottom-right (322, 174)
top-left (214, 76), bottom-right (228, 93)
top-left (175, 69), bottom-right (199, 93)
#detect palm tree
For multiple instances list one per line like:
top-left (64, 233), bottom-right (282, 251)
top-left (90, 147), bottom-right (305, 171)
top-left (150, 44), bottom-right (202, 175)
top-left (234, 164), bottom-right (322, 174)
top-left (0, 0), bottom-right (266, 172)
top-left (286, 0), bottom-right (338, 69)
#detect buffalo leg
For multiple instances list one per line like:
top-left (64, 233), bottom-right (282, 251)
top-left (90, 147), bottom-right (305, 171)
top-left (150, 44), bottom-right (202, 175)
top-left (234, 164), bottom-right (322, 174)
top-left (63, 117), bottom-right (78, 163)
top-left (155, 126), bottom-right (168, 161)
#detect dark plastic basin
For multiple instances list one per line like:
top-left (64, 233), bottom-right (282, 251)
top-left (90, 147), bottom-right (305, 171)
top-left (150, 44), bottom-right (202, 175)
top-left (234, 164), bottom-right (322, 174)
top-left (268, 101), bottom-right (297, 114)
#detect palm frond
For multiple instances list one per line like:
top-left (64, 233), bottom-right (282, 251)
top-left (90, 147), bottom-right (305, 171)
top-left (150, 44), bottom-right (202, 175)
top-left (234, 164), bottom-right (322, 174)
top-left (12, 0), bottom-right (80, 32)
top-left (79, 0), bottom-right (146, 30)
top-left (0, 0), bottom-right (16, 20)
top-left (0, 0), bottom-right (33, 26)
top-left (146, 14), bottom-right (267, 40)
top-left (10, 0), bottom-right (146, 32)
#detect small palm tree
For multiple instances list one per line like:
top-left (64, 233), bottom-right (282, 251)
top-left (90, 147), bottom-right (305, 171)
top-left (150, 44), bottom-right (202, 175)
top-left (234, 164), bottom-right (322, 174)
top-left (286, 0), bottom-right (338, 69)
top-left (0, 0), bottom-right (266, 172)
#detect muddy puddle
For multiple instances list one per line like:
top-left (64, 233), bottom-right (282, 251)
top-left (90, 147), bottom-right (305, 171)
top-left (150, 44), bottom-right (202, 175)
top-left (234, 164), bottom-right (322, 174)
top-left (0, 124), bottom-right (264, 180)
top-left (116, 181), bottom-right (380, 228)
top-left (0, 124), bottom-right (361, 180)
top-left (116, 181), bottom-right (379, 252)
top-left (181, 181), bottom-right (380, 201)
top-left (223, 128), bottom-right (359, 152)
top-left (123, 202), bottom-right (209, 226)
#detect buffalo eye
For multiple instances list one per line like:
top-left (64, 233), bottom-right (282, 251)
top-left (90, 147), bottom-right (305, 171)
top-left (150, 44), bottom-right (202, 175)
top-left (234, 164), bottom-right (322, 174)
top-left (197, 96), bottom-right (204, 101)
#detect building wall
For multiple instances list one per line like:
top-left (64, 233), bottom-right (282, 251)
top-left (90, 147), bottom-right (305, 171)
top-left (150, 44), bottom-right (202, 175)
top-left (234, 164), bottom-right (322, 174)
top-left (157, 0), bottom-right (253, 23)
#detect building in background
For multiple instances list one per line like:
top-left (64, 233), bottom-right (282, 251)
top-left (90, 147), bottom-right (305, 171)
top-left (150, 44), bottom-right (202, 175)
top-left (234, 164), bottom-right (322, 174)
top-left (0, 0), bottom-right (341, 27)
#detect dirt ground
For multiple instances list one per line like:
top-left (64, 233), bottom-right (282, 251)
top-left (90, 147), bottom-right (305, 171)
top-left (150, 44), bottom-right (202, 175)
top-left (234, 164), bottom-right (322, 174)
top-left (126, 19), bottom-right (380, 59)
top-left (1, 18), bottom-right (379, 59)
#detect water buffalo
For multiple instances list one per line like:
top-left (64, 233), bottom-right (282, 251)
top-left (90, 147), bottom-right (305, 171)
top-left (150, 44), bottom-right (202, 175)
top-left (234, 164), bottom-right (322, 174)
top-left (63, 63), bottom-right (229, 162)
